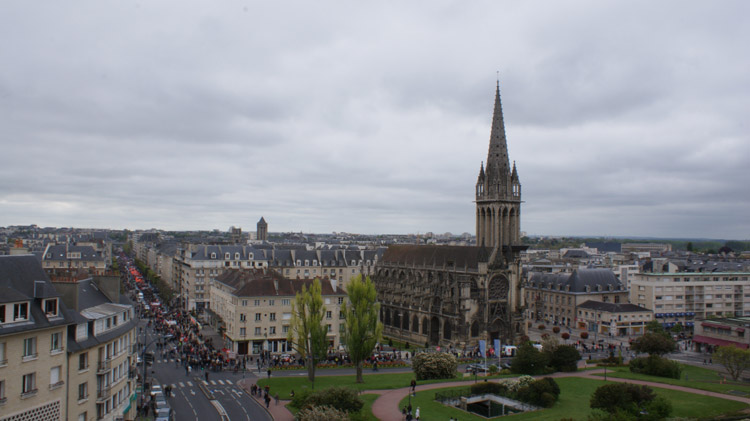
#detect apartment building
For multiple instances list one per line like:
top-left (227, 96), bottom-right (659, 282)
top-left (524, 269), bottom-right (628, 327)
top-left (630, 272), bottom-right (750, 330)
top-left (0, 255), bottom-right (73, 421)
top-left (173, 244), bottom-right (380, 311)
top-left (42, 244), bottom-right (107, 276)
top-left (53, 277), bottom-right (137, 421)
top-left (692, 317), bottom-right (750, 352)
top-left (211, 269), bottom-right (346, 356)
top-left (576, 300), bottom-right (653, 336)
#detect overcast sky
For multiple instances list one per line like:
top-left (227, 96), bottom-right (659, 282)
top-left (1, 1), bottom-right (748, 239)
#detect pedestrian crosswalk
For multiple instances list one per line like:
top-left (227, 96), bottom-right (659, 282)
top-left (168, 379), bottom-right (233, 390)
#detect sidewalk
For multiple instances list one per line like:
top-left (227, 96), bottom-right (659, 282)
top-left (237, 378), bottom-right (295, 421)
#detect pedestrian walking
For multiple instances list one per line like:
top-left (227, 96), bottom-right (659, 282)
top-left (205, 371), bottom-right (209, 382)
top-left (275, 393), bottom-right (279, 405)
top-left (415, 406), bottom-right (420, 420)
top-left (267, 368), bottom-right (272, 379)
top-left (264, 393), bottom-right (271, 408)
top-left (410, 378), bottom-right (416, 395)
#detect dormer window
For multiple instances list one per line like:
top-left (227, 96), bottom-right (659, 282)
top-left (211, 253), bottom-right (217, 259)
top-left (76, 323), bottom-right (88, 341)
top-left (249, 253), bottom-right (254, 259)
top-left (296, 260), bottom-right (301, 266)
top-left (305, 260), bottom-right (309, 266)
top-left (43, 298), bottom-right (58, 317)
top-left (313, 260), bottom-right (318, 266)
top-left (14, 302), bottom-right (29, 321)
top-left (224, 253), bottom-right (230, 260)
top-left (234, 253), bottom-right (240, 260)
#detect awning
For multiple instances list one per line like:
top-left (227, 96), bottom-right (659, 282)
top-left (693, 335), bottom-right (748, 349)
top-left (701, 322), bottom-right (731, 330)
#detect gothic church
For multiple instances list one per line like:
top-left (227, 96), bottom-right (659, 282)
top-left (372, 83), bottom-right (527, 348)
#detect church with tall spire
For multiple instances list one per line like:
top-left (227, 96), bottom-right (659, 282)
top-left (372, 82), bottom-right (527, 349)
top-left (476, 82), bottom-right (523, 264)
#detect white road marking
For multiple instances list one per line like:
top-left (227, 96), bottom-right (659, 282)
top-left (178, 382), bottom-right (184, 387)
top-left (187, 381), bottom-right (193, 387)
top-left (225, 379), bottom-right (233, 385)
top-left (190, 389), bottom-right (196, 395)
top-left (218, 380), bottom-right (225, 385)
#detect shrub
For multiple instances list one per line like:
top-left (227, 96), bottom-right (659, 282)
top-left (590, 383), bottom-right (658, 416)
top-left (300, 387), bottom-right (363, 413)
top-left (580, 331), bottom-right (589, 339)
top-left (412, 352), bottom-right (458, 380)
top-left (489, 364), bottom-right (499, 374)
top-left (553, 326), bottom-right (561, 334)
top-left (629, 355), bottom-right (681, 379)
top-left (515, 377), bottom-right (560, 408)
top-left (561, 332), bottom-right (570, 340)
top-left (297, 405), bottom-right (350, 421)
top-left (470, 381), bottom-right (508, 396)
top-left (538, 324), bottom-right (546, 330)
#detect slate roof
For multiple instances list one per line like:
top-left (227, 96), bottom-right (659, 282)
top-left (215, 269), bottom-right (344, 297)
top-left (585, 242), bottom-right (622, 253)
top-left (563, 250), bottom-right (590, 259)
top-left (528, 269), bottom-right (623, 292)
top-left (578, 300), bottom-right (651, 313)
top-left (380, 245), bottom-right (489, 268)
top-left (0, 255), bottom-right (73, 335)
top-left (44, 244), bottom-right (104, 261)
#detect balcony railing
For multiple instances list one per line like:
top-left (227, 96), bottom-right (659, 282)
top-left (96, 386), bottom-right (111, 402)
top-left (97, 359), bottom-right (111, 374)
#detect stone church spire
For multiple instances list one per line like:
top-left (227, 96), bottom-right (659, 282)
top-left (476, 81), bottom-right (522, 254)
top-left (486, 81), bottom-right (511, 183)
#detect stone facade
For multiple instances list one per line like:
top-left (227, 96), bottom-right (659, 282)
top-left (373, 83), bottom-right (527, 348)
top-left (210, 269), bottom-right (346, 355)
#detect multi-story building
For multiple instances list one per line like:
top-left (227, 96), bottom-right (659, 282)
top-left (173, 244), bottom-right (380, 311)
top-left (630, 271), bottom-right (750, 330)
top-left (576, 300), bottom-right (653, 337)
top-left (210, 269), bottom-right (346, 356)
top-left (42, 244), bottom-right (107, 276)
top-left (692, 317), bottom-right (750, 352)
top-left (524, 269), bottom-right (628, 328)
top-left (53, 276), bottom-right (137, 421)
top-left (373, 83), bottom-right (527, 348)
top-left (0, 255), bottom-right (73, 421)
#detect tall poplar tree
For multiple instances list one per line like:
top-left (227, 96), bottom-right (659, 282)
top-left (342, 275), bottom-right (383, 383)
top-left (287, 278), bottom-right (328, 383)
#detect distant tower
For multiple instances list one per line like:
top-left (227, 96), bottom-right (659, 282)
top-left (475, 81), bottom-right (522, 255)
top-left (257, 217), bottom-right (268, 242)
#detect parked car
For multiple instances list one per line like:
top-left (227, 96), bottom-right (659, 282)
top-left (466, 363), bottom-right (490, 373)
top-left (154, 407), bottom-right (174, 421)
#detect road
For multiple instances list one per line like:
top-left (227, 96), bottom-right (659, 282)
top-left (137, 320), bottom-right (272, 421)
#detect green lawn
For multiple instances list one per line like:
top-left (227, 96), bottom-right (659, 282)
top-left (257, 371), bottom-right (465, 399)
top-left (352, 394), bottom-right (379, 421)
top-left (398, 377), bottom-right (749, 421)
top-left (598, 364), bottom-right (750, 396)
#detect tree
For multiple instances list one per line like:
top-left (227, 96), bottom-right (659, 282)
top-left (631, 333), bottom-right (676, 356)
top-left (548, 345), bottom-right (580, 372)
top-left (341, 275), bottom-right (383, 383)
top-left (511, 343), bottom-right (549, 375)
top-left (715, 346), bottom-right (750, 381)
top-left (287, 278), bottom-right (328, 383)
top-left (686, 241), bottom-right (694, 252)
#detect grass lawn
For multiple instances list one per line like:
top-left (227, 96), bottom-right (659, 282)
top-left (257, 371), bottom-right (472, 399)
top-left (398, 377), bottom-right (749, 421)
top-left (597, 364), bottom-right (750, 396)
